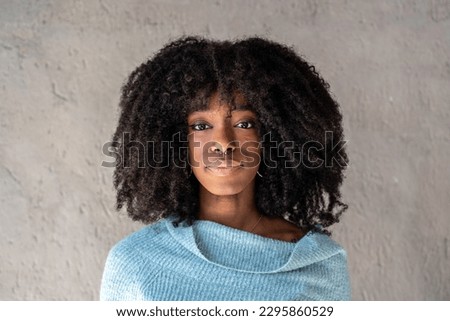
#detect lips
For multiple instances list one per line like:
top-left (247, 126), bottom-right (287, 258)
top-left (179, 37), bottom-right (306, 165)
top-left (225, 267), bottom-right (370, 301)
top-left (206, 162), bottom-right (243, 176)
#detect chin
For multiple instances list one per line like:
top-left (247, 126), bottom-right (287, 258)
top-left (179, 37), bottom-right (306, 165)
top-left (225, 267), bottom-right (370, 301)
top-left (207, 185), bottom-right (246, 197)
top-left (198, 177), bottom-right (256, 197)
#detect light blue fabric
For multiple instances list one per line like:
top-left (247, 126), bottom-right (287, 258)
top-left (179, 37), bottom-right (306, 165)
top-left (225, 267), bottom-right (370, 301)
top-left (100, 215), bottom-right (351, 300)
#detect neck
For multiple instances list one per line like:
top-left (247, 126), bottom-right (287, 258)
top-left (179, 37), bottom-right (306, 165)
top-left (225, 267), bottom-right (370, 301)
top-left (197, 184), bottom-right (262, 232)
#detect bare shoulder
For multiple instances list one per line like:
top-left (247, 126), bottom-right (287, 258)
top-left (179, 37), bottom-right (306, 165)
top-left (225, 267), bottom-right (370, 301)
top-left (257, 215), bottom-right (307, 243)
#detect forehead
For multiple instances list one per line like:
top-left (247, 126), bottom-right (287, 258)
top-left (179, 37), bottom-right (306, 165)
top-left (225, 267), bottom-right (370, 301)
top-left (188, 108), bottom-right (256, 121)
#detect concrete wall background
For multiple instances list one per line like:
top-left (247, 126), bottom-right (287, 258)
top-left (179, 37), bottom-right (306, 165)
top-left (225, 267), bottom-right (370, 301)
top-left (1, 0), bottom-right (449, 300)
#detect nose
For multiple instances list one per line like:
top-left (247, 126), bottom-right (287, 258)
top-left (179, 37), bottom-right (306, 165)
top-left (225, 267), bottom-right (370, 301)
top-left (208, 125), bottom-right (237, 155)
top-left (209, 142), bottom-right (236, 155)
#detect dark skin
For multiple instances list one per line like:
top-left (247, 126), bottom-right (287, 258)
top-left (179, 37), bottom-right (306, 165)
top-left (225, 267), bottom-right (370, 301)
top-left (188, 92), bottom-right (306, 242)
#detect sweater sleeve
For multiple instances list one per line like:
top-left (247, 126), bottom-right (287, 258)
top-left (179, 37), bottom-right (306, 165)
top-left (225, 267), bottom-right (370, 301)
top-left (329, 250), bottom-right (351, 300)
top-left (294, 248), bottom-right (351, 301)
top-left (100, 242), bottom-right (140, 301)
top-left (316, 250), bottom-right (352, 301)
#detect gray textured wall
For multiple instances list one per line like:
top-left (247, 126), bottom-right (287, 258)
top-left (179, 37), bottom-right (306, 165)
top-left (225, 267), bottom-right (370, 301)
top-left (1, 0), bottom-right (449, 300)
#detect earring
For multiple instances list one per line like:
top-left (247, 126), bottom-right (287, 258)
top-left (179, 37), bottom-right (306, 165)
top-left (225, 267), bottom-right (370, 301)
top-left (257, 171), bottom-right (263, 178)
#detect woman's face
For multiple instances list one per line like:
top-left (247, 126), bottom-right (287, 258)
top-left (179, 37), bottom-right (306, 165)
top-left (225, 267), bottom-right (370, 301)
top-left (187, 92), bottom-right (261, 196)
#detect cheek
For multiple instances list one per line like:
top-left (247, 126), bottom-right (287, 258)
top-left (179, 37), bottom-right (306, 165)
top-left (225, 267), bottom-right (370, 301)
top-left (240, 141), bottom-right (261, 168)
top-left (188, 137), bottom-right (204, 167)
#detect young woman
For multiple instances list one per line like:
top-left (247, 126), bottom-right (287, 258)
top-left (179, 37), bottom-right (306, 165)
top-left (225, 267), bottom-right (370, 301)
top-left (100, 36), bottom-right (350, 300)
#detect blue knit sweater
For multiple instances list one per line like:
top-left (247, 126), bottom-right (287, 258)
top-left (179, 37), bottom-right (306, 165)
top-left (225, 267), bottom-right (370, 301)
top-left (100, 215), bottom-right (351, 300)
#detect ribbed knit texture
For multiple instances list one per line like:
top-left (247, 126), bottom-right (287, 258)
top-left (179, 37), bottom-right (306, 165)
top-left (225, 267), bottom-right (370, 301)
top-left (100, 215), bottom-right (351, 300)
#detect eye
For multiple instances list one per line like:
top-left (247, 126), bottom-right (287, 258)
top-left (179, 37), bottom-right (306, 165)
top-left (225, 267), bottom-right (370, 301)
top-left (235, 121), bottom-right (255, 129)
top-left (189, 122), bottom-right (212, 131)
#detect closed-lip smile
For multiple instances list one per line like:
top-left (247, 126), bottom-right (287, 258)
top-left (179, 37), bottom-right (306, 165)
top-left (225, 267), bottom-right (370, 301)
top-left (206, 163), bottom-right (242, 176)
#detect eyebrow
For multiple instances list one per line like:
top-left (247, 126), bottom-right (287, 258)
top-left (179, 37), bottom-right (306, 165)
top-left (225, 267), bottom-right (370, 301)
top-left (235, 103), bottom-right (253, 111)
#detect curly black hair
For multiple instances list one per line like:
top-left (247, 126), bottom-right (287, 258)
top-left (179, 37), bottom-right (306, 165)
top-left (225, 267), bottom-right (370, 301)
top-left (111, 36), bottom-right (348, 234)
